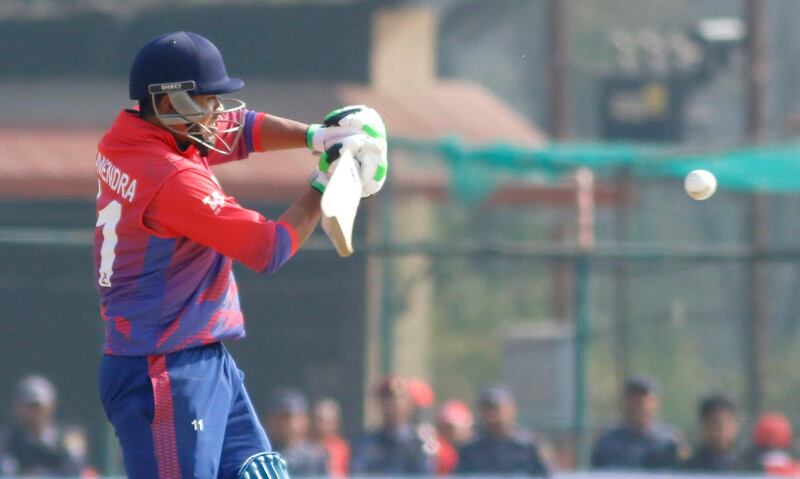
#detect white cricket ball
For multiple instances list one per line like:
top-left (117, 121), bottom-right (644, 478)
top-left (684, 169), bottom-right (717, 201)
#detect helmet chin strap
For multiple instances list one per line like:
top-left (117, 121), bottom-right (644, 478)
top-left (152, 89), bottom-right (246, 156)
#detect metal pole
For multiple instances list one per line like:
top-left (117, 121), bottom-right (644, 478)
top-left (744, 0), bottom-right (768, 419)
top-left (613, 169), bottom-right (632, 391)
top-left (548, 0), bottom-right (570, 138)
top-left (745, 0), bottom-right (767, 142)
top-left (550, 221), bottom-right (573, 322)
top-left (380, 173), bottom-right (396, 375)
top-left (574, 252), bottom-right (590, 467)
top-left (574, 168), bottom-right (594, 467)
top-left (746, 199), bottom-right (769, 417)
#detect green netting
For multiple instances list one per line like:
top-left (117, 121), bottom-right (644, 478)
top-left (391, 137), bottom-right (800, 200)
top-left (387, 136), bottom-right (800, 450)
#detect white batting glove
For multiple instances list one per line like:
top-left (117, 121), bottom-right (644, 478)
top-left (306, 124), bottom-right (362, 154)
top-left (308, 169), bottom-right (330, 194)
top-left (321, 106), bottom-right (388, 198)
top-left (306, 105), bottom-right (388, 154)
top-left (335, 134), bottom-right (388, 198)
top-left (354, 136), bottom-right (388, 198)
top-left (309, 135), bottom-right (388, 198)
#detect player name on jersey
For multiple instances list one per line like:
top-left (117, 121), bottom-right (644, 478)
top-left (96, 152), bottom-right (137, 202)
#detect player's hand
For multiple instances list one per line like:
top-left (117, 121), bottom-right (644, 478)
top-left (308, 142), bottom-right (348, 194)
top-left (308, 141), bottom-right (354, 194)
top-left (320, 106), bottom-right (388, 198)
top-left (306, 105), bottom-right (388, 154)
top-left (353, 136), bottom-right (388, 198)
top-left (334, 135), bottom-right (388, 198)
top-left (308, 136), bottom-right (388, 198)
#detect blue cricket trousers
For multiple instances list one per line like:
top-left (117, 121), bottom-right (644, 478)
top-left (99, 342), bottom-right (270, 478)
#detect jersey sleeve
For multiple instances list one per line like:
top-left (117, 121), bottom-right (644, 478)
top-left (206, 109), bottom-right (266, 165)
top-left (143, 168), bottom-right (297, 273)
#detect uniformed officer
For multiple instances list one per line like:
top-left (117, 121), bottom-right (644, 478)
top-left (591, 376), bottom-right (682, 470)
top-left (456, 385), bottom-right (549, 476)
top-left (350, 376), bottom-right (435, 475)
top-left (263, 388), bottom-right (329, 476)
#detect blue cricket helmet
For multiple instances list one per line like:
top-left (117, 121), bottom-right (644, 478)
top-left (129, 31), bottom-right (244, 101)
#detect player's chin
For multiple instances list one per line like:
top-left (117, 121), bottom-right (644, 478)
top-left (189, 133), bottom-right (212, 157)
top-left (196, 143), bottom-right (210, 157)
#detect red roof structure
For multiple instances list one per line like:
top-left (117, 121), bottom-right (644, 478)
top-left (0, 80), bottom-right (547, 201)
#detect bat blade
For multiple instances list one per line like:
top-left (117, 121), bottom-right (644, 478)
top-left (320, 149), bottom-right (362, 257)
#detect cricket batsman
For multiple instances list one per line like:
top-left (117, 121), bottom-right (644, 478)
top-left (94, 31), bottom-right (387, 478)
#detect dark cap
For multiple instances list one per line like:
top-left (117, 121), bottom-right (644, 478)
top-left (477, 385), bottom-right (514, 407)
top-left (624, 376), bottom-right (659, 395)
top-left (129, 31), bottom-right (244, 100)
top-left (266, 388), bottom-right (308, 415)
top-left (16, 375), bottom-right (56, 406)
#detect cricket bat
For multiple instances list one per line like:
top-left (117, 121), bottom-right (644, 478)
top-left (321, 148), bottom-right (362, 257)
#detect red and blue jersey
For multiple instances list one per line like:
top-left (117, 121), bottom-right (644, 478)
top-left (94, 109), bottom-right (298, 356)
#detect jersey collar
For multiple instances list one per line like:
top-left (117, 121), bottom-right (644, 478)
top-left (111, 109), bottom-right (200, 157)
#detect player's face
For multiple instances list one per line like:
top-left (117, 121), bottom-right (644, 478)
top-left (156, 94), bottom-right (223, 156)
top-left (702, 408), bottom-right (739, 452)
top-left (192, 95), bottom-right (223, 127)
top-left (166, 94), bottom-right (220, 133)
top-left (151, 90), bottom-right (244, 156)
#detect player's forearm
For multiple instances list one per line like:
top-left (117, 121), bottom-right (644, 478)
top-left (257, 114), bottom-right (309, 151)
top-left (278, 188), bottom-right (321, 248)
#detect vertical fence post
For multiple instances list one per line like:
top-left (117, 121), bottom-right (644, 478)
top-left (380, 165), bottom-right (396, 376)
top-left (744, 0), bottom-right (768, 419)
top-left (613, 168), bottom-right (632, 392)
top-left (548, 0), bottom-right (570, 139)
top-left (574, 168), bottom-right (595, 467)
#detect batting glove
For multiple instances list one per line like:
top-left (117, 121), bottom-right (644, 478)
top-left (355, 136), bottom-right (388, 198)
top-left (308, 142), bottom-right (348, 194)
top-left (315, 106), bottom-right (388, 198)
top-left (308, 135), bottom-right (388, 198)
top-left (306, 105), bottom-right (388, 154)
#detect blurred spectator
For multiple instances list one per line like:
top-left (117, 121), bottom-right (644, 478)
top-left (0, 375), bottom-right (87, 477)
top-left (743, 413), bottom-right (800, 476)
top-left (350, 375), bottom-right (435, 475)
top-left (406, 376), bottom-right (440, 474)
top-left (591, 376), bottom-right (682, 470)
top-left (683, 394), bottom-right (744, 471)
top-left (311, 398), bottom-right (350, 478)
top-left (263, 388), bottom-right (329, 477)
top-left (456, 385), bottom-right (549, 476)
top-left (408, 377), bottom-right (436, 426)
top-left (435, 400), bottom-right (473, 476)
